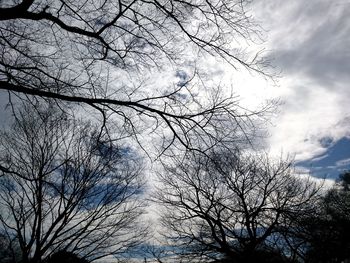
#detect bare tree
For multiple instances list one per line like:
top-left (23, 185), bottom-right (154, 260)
top-left (0, 0), bottom-right (272, 155)
top-left (0, 104), bottom-right (147, 263)
top-left (0, 231), bottom-right (22, 263)
top-left (154, 150), bottom-right (321, 262)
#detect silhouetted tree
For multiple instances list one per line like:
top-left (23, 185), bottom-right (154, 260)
top-left (45, 251), bottom-right (89, 263)
top-left (338, 170), bottom-right (350, 191)
top-left (296, 171), bottom-right (350, 263)
top-left (0, 0), bottom-right (272, 155)
top-left (0, 232), bottom-right (21, 263)
top-left (154, 150), bottom-right (320, 262)
top-left (0, 104), bottom-right (147, 263)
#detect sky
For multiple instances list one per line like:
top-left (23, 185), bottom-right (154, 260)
top-left (0, 0), bottom-right (349, 180)
top-left (82, 4), bottom-right (350, 253)
top-left (0, 2), bottom-right (349, 261)
top-left (248, 0), bottom-right (350, 179)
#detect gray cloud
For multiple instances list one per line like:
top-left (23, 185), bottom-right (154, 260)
top-left (267, 0), bottom-right (350, 88)
top-left (251, 0), bottom-right (350, 162)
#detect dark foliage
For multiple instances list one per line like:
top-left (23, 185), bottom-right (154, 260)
top-left (45, 251), bottom-right (88, 263)
top-left (301, 171), bottom-right (350, 263)
top-left (0, 233), bottom-right (21, 263)
top-left (213, 248), bottom-right (293, 263)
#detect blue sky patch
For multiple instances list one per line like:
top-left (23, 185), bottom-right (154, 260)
top-left (297, 137), bottom-right (350, 179)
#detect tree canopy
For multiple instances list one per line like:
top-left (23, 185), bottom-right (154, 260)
top-left (0, 104), bottom-right (146, 263)
top-left (0, 0), bottom-right (271, 155)
top-left (154, 150), bottom-right (321, 262)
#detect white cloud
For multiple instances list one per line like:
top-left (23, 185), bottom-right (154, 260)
top-left (336, 158), bottom-right (350, 167)
top-left (248, 0), bottom-right (350, 161)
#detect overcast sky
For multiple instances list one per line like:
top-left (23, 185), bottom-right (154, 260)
top-left (250, 0), bottom-right (350, 178)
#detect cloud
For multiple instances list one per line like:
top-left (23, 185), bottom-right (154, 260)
top-left (270, 2), bottom-right (350, 87)
top-left (251, 0), bottom-right (350, 161)
top-left (336, 158), bottom-right (350, 167)
top-left (296, 137), bottom-right (350, 178)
